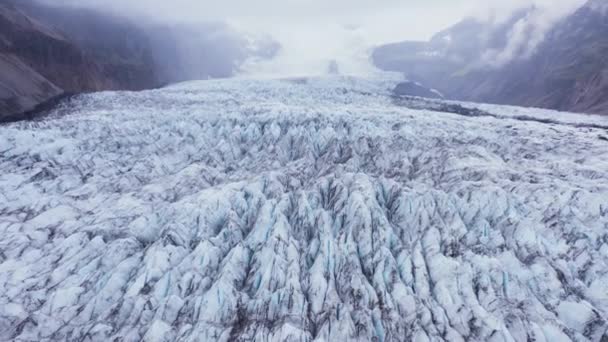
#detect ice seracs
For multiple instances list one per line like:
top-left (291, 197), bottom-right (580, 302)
top-left (1, 75), bottom-right (608, 341)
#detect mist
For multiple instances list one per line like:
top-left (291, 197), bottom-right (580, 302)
top-left (38, 0), bottom-right (587, 78)
top-left (475, 0), bottom-right (586, 67)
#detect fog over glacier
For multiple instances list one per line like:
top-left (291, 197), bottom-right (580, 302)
top-left (1, 76), bottom-right (608, 341)
top-left (39, 0), bottom-right (585, 76)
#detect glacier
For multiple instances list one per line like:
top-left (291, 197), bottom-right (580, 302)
top-left (0, 75), bottom-right (608, 341)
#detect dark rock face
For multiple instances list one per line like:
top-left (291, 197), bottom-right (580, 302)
top-left (0, 1), bottom-right (162, 119)
top-left (19, 3), bottom-right (161, 92)
top-left (393, 81), bottom-right (444, 99)
top-left (0, 3), bottom-right (69, 117)
top-left (373, 1), bottom-right (608, 115)
top-left (0, 55), bottom-right (62, 117)
top-left (0, 0), bottom-right (280, 120)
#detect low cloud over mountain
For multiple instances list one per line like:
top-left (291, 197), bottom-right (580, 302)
top-left (373, 0), bottom-right (608, 115)
top-left (0, 0), bottom-right (279, 119)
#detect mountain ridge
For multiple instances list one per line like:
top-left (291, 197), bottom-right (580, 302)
top-left (0, 0), bottom-right (279, 120)
top-left (0, 0), bottom-right (161, 118)
top-left (372, 0), bottom-right (608, 115)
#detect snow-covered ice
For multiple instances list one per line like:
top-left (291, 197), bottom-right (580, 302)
top-left (0, 75), bottom-right (608, 341)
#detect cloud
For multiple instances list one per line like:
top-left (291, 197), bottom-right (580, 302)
top-left (238, 23), bottom-right (379, 77)
top-left (478, 0), bottom-right (586, 67)
top-left (469, 0), bottom-right (582, 22)
top-left (38, 0), bottom-right (587, 77)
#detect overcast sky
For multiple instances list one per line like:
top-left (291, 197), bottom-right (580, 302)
top-left (57, 0), bottom-right (584, 40)
top-left (49, 0), bottom-right (586, 76)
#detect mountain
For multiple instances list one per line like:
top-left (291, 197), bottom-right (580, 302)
top-left (145, 23), bottom-right (280, 84)
top-left (372, 1), bottom-right (608, 115)
top-left (1, 75), bottom-right (607, 341)
top-left (0, 0), bottom-right (279, 121)
top-left (0, 1), bottom-right (160, 120)
top-left (373, 8), bottom-right (532, 81)
top-left (0, 3), bottom-right (92, 118)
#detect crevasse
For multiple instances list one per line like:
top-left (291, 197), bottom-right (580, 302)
top-left (0, 76), bottom-right (607, 341)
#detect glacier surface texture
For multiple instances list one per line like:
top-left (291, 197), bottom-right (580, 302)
top-left (1, 76), bottom-right (608, 341)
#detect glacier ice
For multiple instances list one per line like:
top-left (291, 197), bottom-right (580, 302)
top-left (1, 75), bottom-right (608, 341)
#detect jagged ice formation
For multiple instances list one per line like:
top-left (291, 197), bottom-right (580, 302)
top-left (1, 76), bottom-right (608, 341)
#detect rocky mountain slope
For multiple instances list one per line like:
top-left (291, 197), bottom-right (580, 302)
top-left (0, 3), bottom-right (84, 118)
top-left (0, 0), bottom-right (279, 121)
top-left (1, 75), bottom-right (607, 341)
top-left (0, 1), bottom-right (160, 120)
top-left (373, 0), bottom-right (608, 115)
